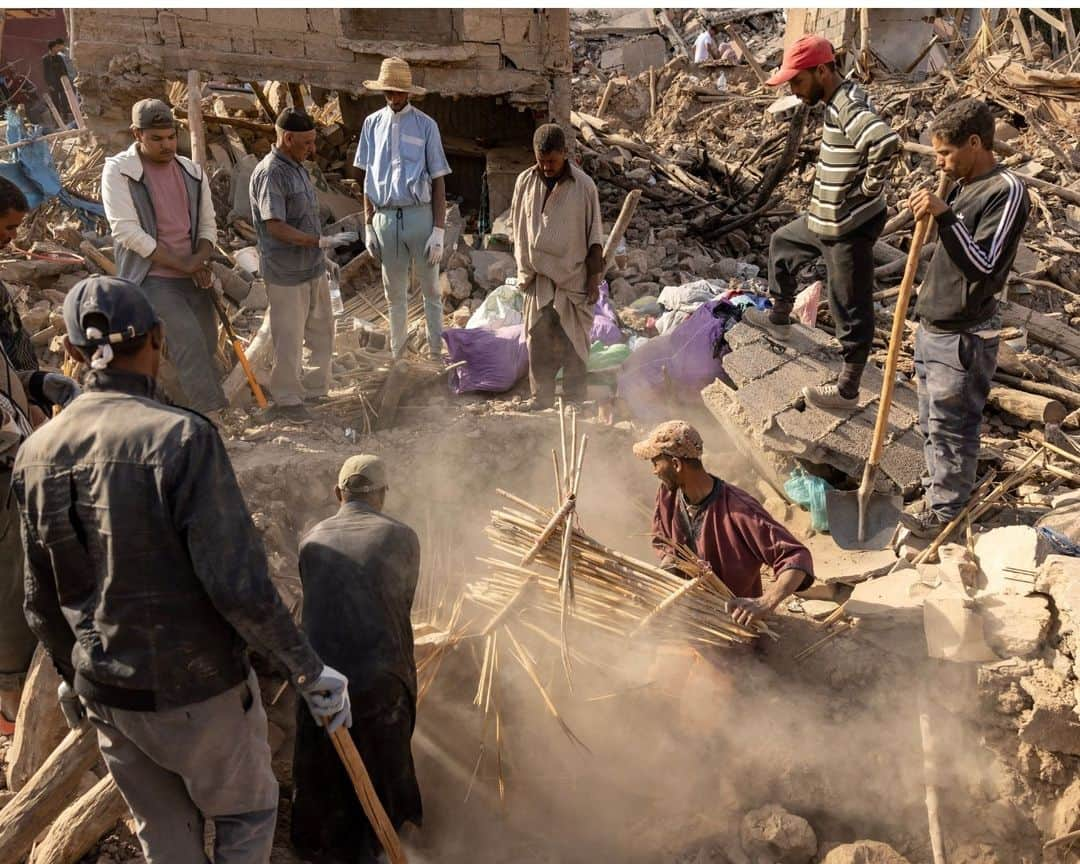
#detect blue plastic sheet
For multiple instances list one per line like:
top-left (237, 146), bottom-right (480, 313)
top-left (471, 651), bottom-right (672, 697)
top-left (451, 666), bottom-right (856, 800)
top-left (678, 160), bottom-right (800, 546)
top-left (784, 466), bottom-right (832, 532)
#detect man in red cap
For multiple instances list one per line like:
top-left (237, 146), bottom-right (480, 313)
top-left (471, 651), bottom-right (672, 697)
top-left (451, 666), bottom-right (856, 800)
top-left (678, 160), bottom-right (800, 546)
top-left (744, 35), bottom-right (900, 411)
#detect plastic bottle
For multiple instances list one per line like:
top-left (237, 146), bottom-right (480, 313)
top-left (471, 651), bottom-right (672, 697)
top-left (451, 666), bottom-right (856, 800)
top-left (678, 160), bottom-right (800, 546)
top-left (328, 269), bottom-right (345, 316)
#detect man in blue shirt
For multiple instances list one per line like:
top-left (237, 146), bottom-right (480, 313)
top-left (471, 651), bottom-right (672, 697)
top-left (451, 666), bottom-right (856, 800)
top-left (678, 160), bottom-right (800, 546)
top-left (355, 57), bottom-right (451, 359)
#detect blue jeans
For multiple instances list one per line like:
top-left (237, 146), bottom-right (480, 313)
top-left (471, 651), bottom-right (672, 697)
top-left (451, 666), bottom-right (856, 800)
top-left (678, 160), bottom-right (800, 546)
top-left (914, 324), bottom-right (999, 520)
top-left (373, 205), bottom-right (442, 357)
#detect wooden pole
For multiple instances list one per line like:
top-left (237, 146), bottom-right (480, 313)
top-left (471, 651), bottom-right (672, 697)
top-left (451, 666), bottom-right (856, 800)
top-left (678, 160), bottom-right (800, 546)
top-left (288, 82), bottom-right (306, 112)
top-left (724, 25), bottom-right (769, 86)
top-left (1063, 7), bottom-right (1077, 55)
top-left (596, 78), bottom-right (616, 116)
top-left (187, 70), bottom-right (207, 170)
top-left (1009, 10), bottom-right (1035, 61)
top-left (648, 66), bottom-right (657, 117)
top-left (28, 775), bottom-right (128, 864)
top-left (919, 684), bottom-right (948, 864)
top-left (247, 80), bottom-right (277, 122)
top-left (602, 188), bottom-right (642, 273)
top-left (59, 76), bottom-right (83, 129)
top-left (0, 127), bottom-right (82, 156)
top-left (987, 386), bottom-right (1067, 425)
top-left (859, 8), bottom-right (873, 75)
top-left (6, 647), bottom-right (66, 793)
top-left (42, 92), bottom-right (66, 129)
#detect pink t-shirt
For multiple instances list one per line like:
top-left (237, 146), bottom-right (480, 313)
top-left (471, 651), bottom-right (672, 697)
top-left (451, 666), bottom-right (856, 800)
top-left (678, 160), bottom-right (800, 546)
top-left (141, 158), bottom-right (192, 278)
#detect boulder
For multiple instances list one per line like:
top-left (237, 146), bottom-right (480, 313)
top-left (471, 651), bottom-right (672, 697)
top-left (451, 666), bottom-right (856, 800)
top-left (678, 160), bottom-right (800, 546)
top-left (980, 595), bottom-right (1051, 658)
top-left (739, 804), bottom-right (816, 864)
top-left (821, 841), bottom-right (911, 864)
top-left (468, 249), bottom-right (516, 293)
top-left (439, 268), bottom-right (473, 302)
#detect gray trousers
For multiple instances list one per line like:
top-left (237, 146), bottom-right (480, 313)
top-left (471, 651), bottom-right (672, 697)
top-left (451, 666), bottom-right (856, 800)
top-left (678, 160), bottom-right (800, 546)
top-left (914, 324), bottom-right (999, 519)
top-left (265, 273), bottom-right (333, 406)
top-left (85, 672), bottom-right (279, 864)
top-left (0, 468), bottom-right (35, 689)
top-left (141, 276), bottom-right (227, 413)
top-left (373, 204), bottom-right (442, 358)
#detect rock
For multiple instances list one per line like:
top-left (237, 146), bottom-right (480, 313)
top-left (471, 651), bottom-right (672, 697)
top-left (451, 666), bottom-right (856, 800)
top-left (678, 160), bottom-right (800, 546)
top-left (846, 563), bottom-right (934, 629)
top-left (799, 599), bottom-right (840, 619)
top-left (1037, 555), bottom-right (1080, 678)
top-left (923, 585), bottom-right (997, 663)
top-left (980, 595), bottom-right (1051, 658)
top-left (821, 841), bottom-right (911, 864)
top-left (739, 804), bottom-right (816, 864)
top-left (609, 276), bottom-right (640, 306)
top-left (1050, 776), bottom-right (1080, 844)
top-left (468, 249), bottom-right (516, 292)
top-left (1019, 666), bottom-right (1080, 755)
top-left (974, 525), bottom-right (1047, 595)
top-left (439, 268), bottom-right (473, 301)
top-left (450, 306), bottom-right (471, 328)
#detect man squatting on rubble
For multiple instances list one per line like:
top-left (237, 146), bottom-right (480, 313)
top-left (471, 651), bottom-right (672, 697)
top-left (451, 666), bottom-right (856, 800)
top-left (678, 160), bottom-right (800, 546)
top-left (900, 98), bottom-right (1030, 538)
top-left (250, 108), bottom-right (358, 422)
top-left (356, 57), bottom-right (450, 360)
top-left (12, 275), bottom-right (352, 864)
top-left (102, 99), bottom-right (228, 419)
top-left (744, 35), bottom-right (902, 411)
top-left (511, 122), bottom-right (605, 410)
top-left (635, 421), bottom-right (813, 626)
top-left (0, 178), bottom-right (79, 733)
top-left (292, 454), bottom-right (423, 864)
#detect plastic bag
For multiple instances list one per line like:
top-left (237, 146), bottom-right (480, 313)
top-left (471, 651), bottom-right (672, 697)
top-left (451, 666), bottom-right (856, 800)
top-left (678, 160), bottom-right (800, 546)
top-left (784, 466), bottom-right (832, 532)
top-left (443, 324), bottom-right (528, 393)
top-left (587, 340), bottom-right (631, 371)
top-left (589, 280), bottom-right (624, 346)
top-left (792, 280), bottom-right (823, 328)
top-left (466, 280), bottom-right (524, 330)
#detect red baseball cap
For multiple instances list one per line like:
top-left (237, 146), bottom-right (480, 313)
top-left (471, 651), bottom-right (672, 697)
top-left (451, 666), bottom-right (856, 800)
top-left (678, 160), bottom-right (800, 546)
top-left (766, 34), bottom-right (835, 86)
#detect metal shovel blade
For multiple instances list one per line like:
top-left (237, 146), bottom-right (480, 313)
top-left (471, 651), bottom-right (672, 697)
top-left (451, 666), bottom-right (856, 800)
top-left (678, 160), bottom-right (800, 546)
top-left (825, 487), bottom-right (903, 550)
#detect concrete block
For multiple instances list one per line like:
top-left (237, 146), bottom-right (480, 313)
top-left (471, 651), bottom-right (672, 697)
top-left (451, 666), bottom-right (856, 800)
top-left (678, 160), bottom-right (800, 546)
top-left (600, 34), bottom-right (668, 77)
top-left (231, 28), bottom-right (256, 55)
top-left (924, 586), bottom-right (997, 662)
top-left (306, 8), bottom-right (341, 35)
top-left (172, 7), bottom-right (208, 21)
top-left (974, 525), bottom-right (1047, 596)
top-left (158, 11), bottom-right (181, 45)
top-left (502, 43), bottom-right (540, 70)
top-left (876, 425), bottom-right (926, 492)
top-left (502, 10), bottom-right (535, 44)
top-left (180, 20), bottom-right (234, 53)
top-left (725, 322), bottom-right (766, 351)
top-left (462, 9), bottom-right (503, 43)
top-left (980, 595), bottom-right (1051, 658)
top-left (736, 379), bottom-right (800, 433)
top-left (801, 535), bottom-right (897, 585)
top-left (208, 7), bottom-right (258, 27)
top-left (847, 562), bottom-right (934, 630)
top-left (304, 34), bottom-right (354, 62)
top-left (723, 342), bottom-right (790, 386)
top-left (774, 404), bottom-right (844, 446)
top-left (256, 8), bottom-right (309, 32)
top-left (79, 16), bottom-right (151, 44)
top-left (143, 21), bottom-right (166, 46)
top-left (254, 32), bottom-right (306, 60)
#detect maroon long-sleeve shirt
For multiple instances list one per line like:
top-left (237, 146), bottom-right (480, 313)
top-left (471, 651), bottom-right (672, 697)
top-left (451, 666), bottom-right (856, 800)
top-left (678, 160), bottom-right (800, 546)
top-left (651, 477), bottom-right (814, 598)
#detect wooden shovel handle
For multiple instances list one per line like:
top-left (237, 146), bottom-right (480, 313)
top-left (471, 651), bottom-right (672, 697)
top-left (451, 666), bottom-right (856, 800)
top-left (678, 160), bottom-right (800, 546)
top-left (210, 291), bottom-right (268, 408)
top-left (866, 173), bottom-right (950, 468)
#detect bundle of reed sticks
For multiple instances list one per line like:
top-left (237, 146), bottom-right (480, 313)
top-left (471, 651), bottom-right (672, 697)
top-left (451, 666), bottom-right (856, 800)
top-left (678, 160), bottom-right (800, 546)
top-left (468, 489), bottom-right (776, 648)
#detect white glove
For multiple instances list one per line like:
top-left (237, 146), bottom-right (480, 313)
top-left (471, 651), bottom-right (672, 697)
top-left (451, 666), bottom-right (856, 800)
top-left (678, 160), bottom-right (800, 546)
top-left (57, 680), bottom-right (86, 729)
top-left (365, 224), bottom-right (382, 263)
top-left (424, 226), bottom-right (445, 266)
top-left (298, 664), bottom-right (352, 732)
top-left (319, 231), bottom-right (359, 250)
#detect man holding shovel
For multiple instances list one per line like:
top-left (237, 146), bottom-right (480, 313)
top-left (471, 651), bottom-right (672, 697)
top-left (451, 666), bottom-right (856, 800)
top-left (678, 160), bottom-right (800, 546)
top-left (744, 35), bottom-right (901, 410)
top-left (901, 99), bottom-right (1030, 538)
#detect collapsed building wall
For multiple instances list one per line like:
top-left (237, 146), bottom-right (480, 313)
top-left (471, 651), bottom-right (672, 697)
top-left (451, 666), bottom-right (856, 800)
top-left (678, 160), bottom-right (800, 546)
top-left (68, 8), bottom-right (571, 216)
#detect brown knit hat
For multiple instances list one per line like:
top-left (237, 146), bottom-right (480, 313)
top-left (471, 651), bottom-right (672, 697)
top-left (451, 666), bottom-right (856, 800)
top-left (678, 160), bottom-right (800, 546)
top-left (632, 420), bottom-right (704, 460)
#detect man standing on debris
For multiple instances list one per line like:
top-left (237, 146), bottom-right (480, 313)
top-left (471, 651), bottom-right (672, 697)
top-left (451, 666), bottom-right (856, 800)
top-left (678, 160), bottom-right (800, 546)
top-left (13, 274), bottom-right (352, 863)
top-left (0, 178), bottom-right (79, 734)
top-left (634, 421), bottom-right (813, 627)
top-left (693, 23), bottom-right (737, 65)
top-left (356, 57), bottom-right (450, 360)
top-left (900, 99), bottom-right (1030, 538)
top-left (102, 98), bottom-right (228, 419)
top-left (511, 123), bottom-right (604, 410)
top-left (251, 108), bottom-right (357, 422)
top-left (744, 35), bottom-right (901, 411)
top-left (40, 38), bottom-right (71, 122)
top-left (292, 454), bottom-right (423, 863)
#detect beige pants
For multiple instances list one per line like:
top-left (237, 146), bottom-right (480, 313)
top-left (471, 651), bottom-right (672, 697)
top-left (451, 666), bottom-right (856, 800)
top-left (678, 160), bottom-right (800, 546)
top-left (266, 273), bottom-right (333, 406)
top-left (85, 672), bottom-right (279, 864)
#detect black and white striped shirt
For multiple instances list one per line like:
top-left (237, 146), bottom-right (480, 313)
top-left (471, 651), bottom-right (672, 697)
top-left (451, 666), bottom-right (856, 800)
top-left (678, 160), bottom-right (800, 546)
top-left (915, 165), bottom-right (1030, 332)
top-left (808, 81), bottom-right (901, 238)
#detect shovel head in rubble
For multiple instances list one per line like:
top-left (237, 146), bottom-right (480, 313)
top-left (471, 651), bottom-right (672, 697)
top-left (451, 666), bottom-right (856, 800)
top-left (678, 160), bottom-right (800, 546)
top-left (825, 486), bottom-right (902, 551)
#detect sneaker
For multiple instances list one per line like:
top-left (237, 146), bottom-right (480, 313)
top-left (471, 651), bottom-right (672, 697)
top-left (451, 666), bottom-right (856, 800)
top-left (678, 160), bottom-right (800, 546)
top-left (257, 403), bottom-right (312, 423)
top-left (742, 307), bottom-right (792, 341)
top-left (803, 383), bottom-right (858, 411)
top-left (518, 397), bottom-right (554, 412)
top-left (898, 510), bottom-right (951, 540)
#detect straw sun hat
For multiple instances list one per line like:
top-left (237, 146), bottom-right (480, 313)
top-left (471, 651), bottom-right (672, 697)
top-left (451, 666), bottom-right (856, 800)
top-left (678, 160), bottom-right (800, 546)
top-left (363, 57), bottom-right (426, 96)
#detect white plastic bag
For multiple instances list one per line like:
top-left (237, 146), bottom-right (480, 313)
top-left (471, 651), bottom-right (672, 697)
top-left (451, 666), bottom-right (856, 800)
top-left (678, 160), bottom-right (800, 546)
top-left (466, 280), bottom-right (525, 330)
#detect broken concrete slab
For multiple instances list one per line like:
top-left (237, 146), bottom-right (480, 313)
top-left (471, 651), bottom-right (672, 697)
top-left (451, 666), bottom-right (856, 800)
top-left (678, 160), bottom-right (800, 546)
top-left (801, 534), bottom-right (897, 585)
top-left (600, 34), bottom-right (668, 76)
top-left (924, 586), bottom-right (998, 663)
top-left (821, 841), bottom-right (911, 864)
top-left (974, 525), bottom-right (1048, 596)
top-left (846, 563), bottom-right (934, 629)
top-left (739, 804), bottom-right (816, 864)
top-left (980, 595), bottom-right (1051, 659)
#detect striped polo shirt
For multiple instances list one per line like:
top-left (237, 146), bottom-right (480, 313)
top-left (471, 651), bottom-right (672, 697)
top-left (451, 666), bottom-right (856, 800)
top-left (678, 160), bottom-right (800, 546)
top-left (808, 81), bottom-right (901, 239)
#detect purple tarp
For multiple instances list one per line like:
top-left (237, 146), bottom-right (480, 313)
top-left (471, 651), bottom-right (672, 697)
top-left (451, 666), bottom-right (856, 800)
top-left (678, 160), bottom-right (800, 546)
top-left (443, 324), bottom-right (529, 394)
top-left (616, 299), bottom-right (740, 422)
top-left (589, 280), bottom-right (624, 346)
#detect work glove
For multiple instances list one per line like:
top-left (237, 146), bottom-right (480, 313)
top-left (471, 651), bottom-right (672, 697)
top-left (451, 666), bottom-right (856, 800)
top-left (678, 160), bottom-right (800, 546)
top-left (424, 226), bottom-right (445, 266)
top-left (318, 231), bottom-right (359, 250)
top-left (42, 373), bottom-right (80, 408)
top-left (299, 665), bottom-right (352, 732)
top-left (364, 224), bottom-right (382, 264)
top-left (326, 256), bottom-right (341, 283)
top-left (57, 680), bottom-right (86, 729)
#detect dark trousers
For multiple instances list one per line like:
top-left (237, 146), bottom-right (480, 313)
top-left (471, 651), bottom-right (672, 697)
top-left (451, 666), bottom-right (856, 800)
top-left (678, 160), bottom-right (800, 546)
top-left (527, 303), bottom-right (587, 402)
top-left (914, 325), bottom-right (999, 519)
top-left (768, 211), bottom-right (886, 365)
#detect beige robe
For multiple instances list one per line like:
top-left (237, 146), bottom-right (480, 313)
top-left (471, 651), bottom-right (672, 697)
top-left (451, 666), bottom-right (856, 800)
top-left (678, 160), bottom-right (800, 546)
top-left (511, 163), bottom-right (604, 362)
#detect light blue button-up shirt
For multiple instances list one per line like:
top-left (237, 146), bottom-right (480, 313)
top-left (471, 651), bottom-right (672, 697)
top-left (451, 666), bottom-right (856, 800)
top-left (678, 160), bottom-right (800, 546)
top-left (354, 104), bottom-right (451, 209)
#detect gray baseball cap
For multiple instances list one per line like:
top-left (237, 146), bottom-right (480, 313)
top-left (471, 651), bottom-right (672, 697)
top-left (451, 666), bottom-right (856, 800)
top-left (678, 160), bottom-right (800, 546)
top-left (63, 275), bottom-right (160, 349)
top-left (131, 98), bottom-right (175, 130)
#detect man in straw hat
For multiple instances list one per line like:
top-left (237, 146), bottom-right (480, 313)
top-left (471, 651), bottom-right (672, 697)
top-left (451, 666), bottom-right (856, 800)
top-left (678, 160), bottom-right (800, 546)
top-left (511, 123), bottom-right (604, 411)
top-left (250, 108), bottom-right (358, 422)
top-left (14, 275), bottom-right (352, 863)
top-left (634, 420), bottom-right (814, 627)
top-left (743, 35), bottom-right (900, 412)
top-left (355, 57), bottom-right (450, 359)
top-left (291, 454), bottom-right (423, 863)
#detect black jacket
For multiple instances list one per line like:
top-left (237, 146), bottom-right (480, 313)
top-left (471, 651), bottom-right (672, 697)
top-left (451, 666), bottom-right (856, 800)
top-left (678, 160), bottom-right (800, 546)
top-left (915, 165), bottom-right (1030, 332)
top-left (13, 370), bottom-right (322, 710)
